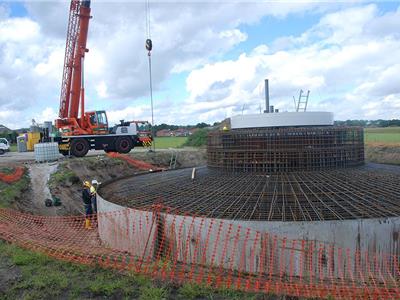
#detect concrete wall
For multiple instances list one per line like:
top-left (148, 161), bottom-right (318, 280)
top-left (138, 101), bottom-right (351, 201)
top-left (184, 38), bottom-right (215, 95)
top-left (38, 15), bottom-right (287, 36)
top-left (97, 194), bottom-right (400, 280)
top-left (230, 112), bottom-right (334, 129)
top-left (97, 196), bottom-right (156, 258)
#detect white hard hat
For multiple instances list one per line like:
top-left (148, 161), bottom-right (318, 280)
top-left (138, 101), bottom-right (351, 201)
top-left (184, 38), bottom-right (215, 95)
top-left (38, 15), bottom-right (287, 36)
top-left (91, 179), bottom-right (98, 185)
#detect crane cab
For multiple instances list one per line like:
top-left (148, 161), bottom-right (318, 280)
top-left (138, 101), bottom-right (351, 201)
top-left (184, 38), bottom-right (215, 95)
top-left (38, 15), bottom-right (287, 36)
top-left (85, 110), bottom-right (109, 134)
top-left (56, 110), bottom-right (109, 136)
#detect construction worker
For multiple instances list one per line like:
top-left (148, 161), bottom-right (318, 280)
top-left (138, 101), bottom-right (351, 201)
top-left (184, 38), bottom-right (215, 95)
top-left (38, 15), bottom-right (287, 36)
top-left (82, 181), bottom-right (93, 229)
top-left (90, 179), bottom-right (99, 213)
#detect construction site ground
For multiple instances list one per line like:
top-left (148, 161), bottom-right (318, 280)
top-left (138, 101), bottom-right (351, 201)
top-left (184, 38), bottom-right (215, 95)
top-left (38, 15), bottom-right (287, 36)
top-left (0, 149), bottom-right (271, 300)
top-left (0, 239), bottom-right (274, 300)
top-left (1, 149), bottom-right (206, 215)
top-left (0, 146), bottom-right (399, 299)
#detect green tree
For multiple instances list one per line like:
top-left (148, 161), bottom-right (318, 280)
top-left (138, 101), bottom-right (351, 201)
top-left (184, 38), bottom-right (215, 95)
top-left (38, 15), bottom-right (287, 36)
top-left (183, 128), bottom-right (209, 147)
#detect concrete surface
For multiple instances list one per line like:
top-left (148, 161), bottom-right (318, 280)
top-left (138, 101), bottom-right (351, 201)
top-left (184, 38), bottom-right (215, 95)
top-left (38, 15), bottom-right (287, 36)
top-left (97, 196), bottom-right (156, 258)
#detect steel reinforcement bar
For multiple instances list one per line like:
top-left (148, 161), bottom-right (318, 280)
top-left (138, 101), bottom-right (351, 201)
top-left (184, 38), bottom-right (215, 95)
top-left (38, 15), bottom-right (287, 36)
top-left (100, 166), bottom-right (400, 221)
top-left (207, 126), bottom-right (364, 173)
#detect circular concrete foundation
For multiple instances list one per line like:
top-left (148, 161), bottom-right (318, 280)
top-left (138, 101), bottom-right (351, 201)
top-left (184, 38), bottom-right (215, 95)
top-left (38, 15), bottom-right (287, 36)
top-left (97, 163), bottom-right (400, 278)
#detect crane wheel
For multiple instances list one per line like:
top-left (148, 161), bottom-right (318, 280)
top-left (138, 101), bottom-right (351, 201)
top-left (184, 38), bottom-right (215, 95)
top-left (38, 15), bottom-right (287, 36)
top-left (116, 137), bottom-right (132, 154)
top-left (70, 139), bottom-right (89, 157)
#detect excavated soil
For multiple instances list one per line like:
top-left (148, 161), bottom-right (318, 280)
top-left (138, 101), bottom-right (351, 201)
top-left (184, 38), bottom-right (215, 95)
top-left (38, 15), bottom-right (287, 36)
top-left (49, 150), bottom-right (206, 216)
top-left (366, 144), bottom-right (400, 165)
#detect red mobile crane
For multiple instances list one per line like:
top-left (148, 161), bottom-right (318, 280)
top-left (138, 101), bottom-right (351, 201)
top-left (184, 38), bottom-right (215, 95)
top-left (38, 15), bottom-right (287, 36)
top-left (55, 0), bottom-right (152, 157)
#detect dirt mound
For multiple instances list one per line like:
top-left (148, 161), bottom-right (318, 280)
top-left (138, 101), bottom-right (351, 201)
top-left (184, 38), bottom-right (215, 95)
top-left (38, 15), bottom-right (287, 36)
top-left (49, 150), bottom-right (206, 216)
top-left (129, 149), bottom-right (206, 169)
top-left (366, 144), bottom-right (400, 165)
top-left (49, 156), bottom-right (141, 215)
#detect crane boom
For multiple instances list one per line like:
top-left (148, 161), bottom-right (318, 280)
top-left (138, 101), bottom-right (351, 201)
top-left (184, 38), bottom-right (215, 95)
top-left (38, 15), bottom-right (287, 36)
top-left (58, 0), bottom-right (91, 120)
top-left (59, 0), bottom-right (80, 119)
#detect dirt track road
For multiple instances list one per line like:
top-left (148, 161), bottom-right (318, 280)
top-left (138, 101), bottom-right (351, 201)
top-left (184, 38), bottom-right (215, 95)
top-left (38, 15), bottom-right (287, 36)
top-left (0, 148), bottom-right (197, 164)
top-left (28, 163), bottom-right (58, 215)
top-left (0, 150), bottom-right (115, 163)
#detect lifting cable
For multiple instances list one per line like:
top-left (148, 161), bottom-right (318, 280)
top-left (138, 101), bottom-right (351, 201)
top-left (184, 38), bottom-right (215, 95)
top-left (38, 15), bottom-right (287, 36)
top-left (145, 0), bottom-right (155, 152)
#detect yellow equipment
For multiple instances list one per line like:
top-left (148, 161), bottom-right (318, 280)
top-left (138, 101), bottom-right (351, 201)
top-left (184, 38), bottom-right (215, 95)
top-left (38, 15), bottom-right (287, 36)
top-left (25, 132), bottom-right (41, 151)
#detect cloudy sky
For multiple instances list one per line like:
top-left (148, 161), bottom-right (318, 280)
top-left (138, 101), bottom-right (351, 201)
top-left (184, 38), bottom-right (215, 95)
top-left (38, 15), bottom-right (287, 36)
top-left (0, 0), bottom-right (399, 129)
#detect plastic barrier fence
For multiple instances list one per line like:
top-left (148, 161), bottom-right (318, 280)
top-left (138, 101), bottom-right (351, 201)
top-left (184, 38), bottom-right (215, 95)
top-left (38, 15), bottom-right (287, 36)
top-left (0, 206), bottom-right (398, 299)
top-left (0, 167), bottom-right (25, 184)
top-left (106, 152), bottom-right (164, 171)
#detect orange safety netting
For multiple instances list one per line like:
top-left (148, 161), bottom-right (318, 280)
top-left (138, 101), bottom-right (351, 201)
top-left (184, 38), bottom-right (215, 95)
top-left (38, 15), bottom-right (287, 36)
top-left (106, 152), bottom-right (164, 171)
top-left (0, 206), bottom-right (398, 299)
top-left (0, 167), bottom-right (25, 184)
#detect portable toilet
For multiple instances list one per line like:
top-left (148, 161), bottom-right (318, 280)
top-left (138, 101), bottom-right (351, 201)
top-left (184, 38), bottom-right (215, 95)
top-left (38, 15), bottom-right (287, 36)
top-left (17, 135), bottom-right (27, 152)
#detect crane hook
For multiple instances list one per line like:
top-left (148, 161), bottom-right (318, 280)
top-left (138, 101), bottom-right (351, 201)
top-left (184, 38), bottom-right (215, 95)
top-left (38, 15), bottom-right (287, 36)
top-left (145, 38), bottom-right (152, 53)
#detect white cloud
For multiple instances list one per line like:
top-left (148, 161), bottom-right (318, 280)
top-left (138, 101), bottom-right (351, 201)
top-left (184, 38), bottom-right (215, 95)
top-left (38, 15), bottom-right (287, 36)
top-left (107, 105), bottom-right (147, 125)
top-left (0, 1), bottom-right (399, 129)
top-left (0, 18), bottom-right (40, 42)
top-left (2, 0), bottom-right (327, 128)
top-left (0, 4), bottom-right (10, 20)
top-left (178, 4), bottom-right (400, 123)
top-left (36, 107), bottom-right (58, 124)
top-left (95, 81), bottom-right (108, 98)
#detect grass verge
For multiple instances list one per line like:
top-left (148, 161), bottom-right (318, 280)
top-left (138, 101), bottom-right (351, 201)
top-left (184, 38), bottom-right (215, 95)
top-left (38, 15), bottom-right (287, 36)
top-left (0, 241), bottom-right (267, 300)
top-left (9, 144), bottom-right (17, 152)
top-left (48, 162), bottom-right (80, 188)
top-left (0, 169), bottom-right (29, 208)
top-left (154, 137), bottom-right (188, 149)
top-left (364, 127), bottom-right (400, 145)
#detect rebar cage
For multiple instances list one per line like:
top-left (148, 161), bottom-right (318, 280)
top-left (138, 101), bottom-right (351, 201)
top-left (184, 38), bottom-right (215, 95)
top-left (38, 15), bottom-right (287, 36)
top-left (207, 126), bottom-right (364, 173)
top-left (100, 165), bottom-right (400, 221)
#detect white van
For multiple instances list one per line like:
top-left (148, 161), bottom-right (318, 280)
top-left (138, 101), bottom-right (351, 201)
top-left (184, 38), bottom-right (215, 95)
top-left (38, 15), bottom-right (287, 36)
top-left (0, 138), bottom-right (10, 155)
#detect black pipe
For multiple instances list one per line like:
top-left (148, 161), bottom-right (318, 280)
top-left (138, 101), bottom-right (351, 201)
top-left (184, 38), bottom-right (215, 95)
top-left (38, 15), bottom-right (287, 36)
top-left (264, 79), bottom-right (270, 113)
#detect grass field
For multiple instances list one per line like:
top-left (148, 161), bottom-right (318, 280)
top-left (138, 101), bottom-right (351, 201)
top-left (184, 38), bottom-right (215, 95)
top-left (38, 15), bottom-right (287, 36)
top-left (6, 128), bottom-right (399, 151)
top-left (364, 127), bottom-right (400, 145)
top-left (153, 136), bottom-right (188, 149)
top-left (0, 240), bottom-right (261, 300)
top-left (364, 127), bottom-right (400, 164)
top-left (157, 129), bottom-right (400, 147)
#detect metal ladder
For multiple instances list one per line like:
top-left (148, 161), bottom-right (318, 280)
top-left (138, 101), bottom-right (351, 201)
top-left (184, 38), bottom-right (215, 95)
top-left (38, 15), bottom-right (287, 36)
top-left (169, 151), bottom-right (178, 169)
top-left (293, 90), bottom-right (310, 112)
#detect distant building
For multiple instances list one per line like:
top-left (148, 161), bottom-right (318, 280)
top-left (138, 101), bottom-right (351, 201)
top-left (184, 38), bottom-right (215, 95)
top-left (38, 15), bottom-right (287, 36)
top-left (174, 128), bottom-right (189, 137)
top-left (189, 128), bottom-right (199, 135)
top-left (0, 125), bottom-right (11, 134)
top-left (157, 127), bottom-right (200, 137)
top-left (156, 129), bottom-right (173, 137)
